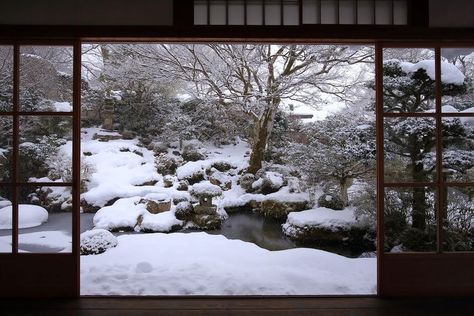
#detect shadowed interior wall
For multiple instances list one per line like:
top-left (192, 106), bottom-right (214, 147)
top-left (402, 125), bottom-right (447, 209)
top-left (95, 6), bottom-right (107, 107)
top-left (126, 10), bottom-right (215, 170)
top-left (430, 0), bottom-right (474, 27)
top-left (0, 0), bottom-right (173, 25)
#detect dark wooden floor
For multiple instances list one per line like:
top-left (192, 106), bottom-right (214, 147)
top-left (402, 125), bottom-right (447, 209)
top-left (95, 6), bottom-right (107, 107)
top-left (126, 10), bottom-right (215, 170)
top-left (1, 297), bottom-right (474, 316)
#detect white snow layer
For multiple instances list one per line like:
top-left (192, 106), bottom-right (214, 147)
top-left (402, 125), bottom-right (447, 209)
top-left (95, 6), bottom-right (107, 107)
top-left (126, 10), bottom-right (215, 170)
top-left (81, 232), bottom-right (376, 295)
top-left (53, 101), bottom-right (72, 112)
top-left (93, 197), bottom-right (146, 231)
top-left (190, 181), bottom-right (222, 197)
top-left (0, 204), bottom-right (48, 229)
top-left (284, 207), bottom-right (359, 231)
top-left (399, 60), bottom-right (465, 85)
top-left (93, 196), bottom-right (182, 232)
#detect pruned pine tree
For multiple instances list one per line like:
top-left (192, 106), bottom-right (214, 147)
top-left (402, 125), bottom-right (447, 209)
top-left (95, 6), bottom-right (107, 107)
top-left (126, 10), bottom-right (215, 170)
top-left (380, 59), bottom-right (470, 231)
top-left (287, 109), bottom-right (376, 206)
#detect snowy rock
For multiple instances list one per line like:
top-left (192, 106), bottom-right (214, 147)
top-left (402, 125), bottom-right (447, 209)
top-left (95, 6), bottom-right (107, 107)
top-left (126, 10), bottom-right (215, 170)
top-left (140, 211), bottom-right (183, 233)
top-left (80, 229), bottom-right (118, 255)
top-left (176, 161), bottom-right (206, 184)
top-left (192, 213), bottom-right (222, 230)
top-left (175, 201), bottom-right (194, 221)
top-left (210, 161), bottom-right (234, 172)
top-left (209, 170), bottom-right (232, 191)
top-left (140, 198), bottom-right (171, 214)
top-left (282, 208), bottom-right (375, 252)
top-left (163, 175), bottom-right (174, 188)
top-left (318, 193), bottom-right (345, 210)
top-left (239, 173), bottom-right (256, 192)
top-left (121, 130), bottom-right (136, 140)
top-left (253, 171), bottom-right (285, 195)
top-left (182, 148), bottom-right (206, 162)
top-left (92, 133), bottom-right (122, 142)
top-left (0, 204), bottom-right (48, 229)
top-left (257, 199), bottom-right (309, 220)
top-left (93, 197), bottom-right (146, 231)
top-left (177, 180), bottom-right (189, 191)
top-left (155, 154), bottom-right (181, 176)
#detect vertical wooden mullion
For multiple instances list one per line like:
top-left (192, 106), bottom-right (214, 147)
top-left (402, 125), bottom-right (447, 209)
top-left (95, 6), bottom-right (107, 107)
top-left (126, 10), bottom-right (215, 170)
top-left (72, 40), bottom-right (82, 297)
top-left (435, 46), bottom-right (444, 254)
top-left (375, 43), bottom-right (385, 295)
top-left (11, 44), bottom-right (19, 254)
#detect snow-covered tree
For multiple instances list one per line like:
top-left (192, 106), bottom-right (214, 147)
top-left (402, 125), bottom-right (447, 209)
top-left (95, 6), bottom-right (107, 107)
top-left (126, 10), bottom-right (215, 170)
top-left (379, 59), bottom-right (470, 231)
top-left (136, 44), bottom-right (373, 174)
top-left (286, 109), bottom-right (375, 206)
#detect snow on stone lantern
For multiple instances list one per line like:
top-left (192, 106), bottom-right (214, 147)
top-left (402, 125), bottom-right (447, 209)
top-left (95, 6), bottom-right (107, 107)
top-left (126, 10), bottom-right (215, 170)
top-left (189, 181), bottom-right (222, 215)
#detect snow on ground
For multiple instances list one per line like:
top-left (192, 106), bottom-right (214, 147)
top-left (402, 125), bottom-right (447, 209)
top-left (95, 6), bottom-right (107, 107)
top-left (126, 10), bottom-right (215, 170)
top-left (80, 128), bottom-right (161, 207)
top-left (283, 207), bottom-right (360, 232)
top-left (0, 230), bottom-right (71, 253)
top-left (81, 232), bottom-right (376, 295)
top-left (0, 204), bottom-right (48, 229)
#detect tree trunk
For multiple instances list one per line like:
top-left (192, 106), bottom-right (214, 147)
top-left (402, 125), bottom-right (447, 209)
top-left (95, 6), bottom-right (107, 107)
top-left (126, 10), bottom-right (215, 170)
top-left (248, 107), bottom-right (277, 174)
top-left (339, 177), bottom-right (353, 207)
top-left (411, 153), bottom-right (428, 230)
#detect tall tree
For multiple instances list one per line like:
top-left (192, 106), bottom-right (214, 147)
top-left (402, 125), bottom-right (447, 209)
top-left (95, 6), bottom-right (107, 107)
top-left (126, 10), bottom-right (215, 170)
top-left (380, 59), bottom-right (470, 230)
top-left (133, 44), bottom-right (372, 174)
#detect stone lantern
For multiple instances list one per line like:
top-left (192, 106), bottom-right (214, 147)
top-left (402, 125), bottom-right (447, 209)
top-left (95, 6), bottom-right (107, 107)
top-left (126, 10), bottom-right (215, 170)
top-left (189, 181), bottom-right (223, 215)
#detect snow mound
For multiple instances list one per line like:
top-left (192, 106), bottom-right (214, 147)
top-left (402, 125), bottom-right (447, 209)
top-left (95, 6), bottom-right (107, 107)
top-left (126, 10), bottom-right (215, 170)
top-left (399, 60), bottom-right (465, 85)
top-left (93, 197), bottom-right (146, 231)
top-left (284, 207), bottom-right (358, 231)
top-left (80, 232), bottom-right (376, 295)
top-left (140, 211), bottom-right (183, 232)
top-left (0, 204), bottom-right (48, 229)
top-left (190, 181), bottom-right (222, 197)
top-left (53, 101), bottom-right (72, 112)
top-left (80, 229), bottom-right (118, 255)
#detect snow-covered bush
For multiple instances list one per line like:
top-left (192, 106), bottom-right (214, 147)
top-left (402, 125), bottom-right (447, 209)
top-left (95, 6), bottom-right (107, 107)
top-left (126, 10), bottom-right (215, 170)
top-left (155, 154), bottom-right (181, 175)
top-left (318, 193), bottom-right (344, 211)
top-left (80, 229), bottom-right (118, 255)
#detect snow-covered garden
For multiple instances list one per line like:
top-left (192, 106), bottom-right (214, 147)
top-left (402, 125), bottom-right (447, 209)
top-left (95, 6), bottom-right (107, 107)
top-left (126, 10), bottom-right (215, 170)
top-left (0, 45), bottom-right (473, 295)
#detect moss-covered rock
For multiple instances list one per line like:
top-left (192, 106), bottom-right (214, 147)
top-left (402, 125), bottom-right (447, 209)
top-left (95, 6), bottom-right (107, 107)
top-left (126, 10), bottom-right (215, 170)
top-left (256, 199), bottom-right (309, 220)
top-left (283, 224), bottom-right (376, 253)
